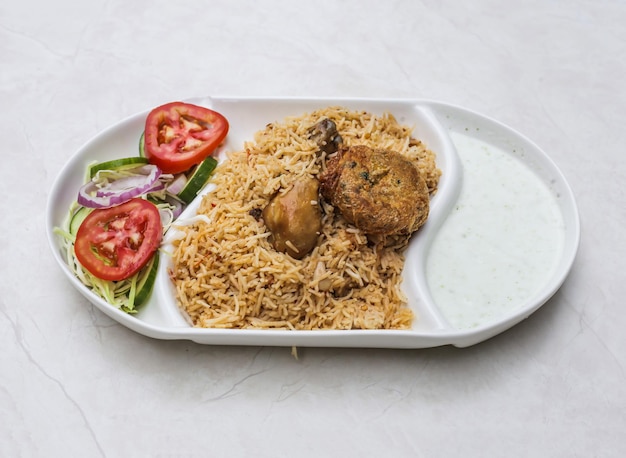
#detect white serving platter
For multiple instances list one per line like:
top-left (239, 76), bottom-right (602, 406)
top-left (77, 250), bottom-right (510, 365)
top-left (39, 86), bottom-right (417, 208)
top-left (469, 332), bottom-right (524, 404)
top-left (46, 97), bottom-right (580, 348)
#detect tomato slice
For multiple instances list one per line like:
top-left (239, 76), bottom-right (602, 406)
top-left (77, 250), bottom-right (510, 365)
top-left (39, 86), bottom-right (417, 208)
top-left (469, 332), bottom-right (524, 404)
top-left (74, 199), bottom-right (162, 281)
top-left (144, 101), bottom-right (229, 174)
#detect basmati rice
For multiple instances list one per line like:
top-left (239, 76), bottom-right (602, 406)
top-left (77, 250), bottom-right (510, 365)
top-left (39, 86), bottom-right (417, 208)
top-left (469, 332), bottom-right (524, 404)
top-left (169, 107), bottom-right (440, 330)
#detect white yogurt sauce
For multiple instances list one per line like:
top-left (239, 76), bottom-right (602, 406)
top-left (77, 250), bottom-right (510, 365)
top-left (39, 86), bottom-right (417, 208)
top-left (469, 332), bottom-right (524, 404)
top-left (426, 132), bottom-right (565, 329)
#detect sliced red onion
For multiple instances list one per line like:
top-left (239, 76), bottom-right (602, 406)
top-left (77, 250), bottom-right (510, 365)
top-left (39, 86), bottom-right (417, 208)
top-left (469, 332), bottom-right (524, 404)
top-left (165, 195), bottom-right (185, 219)
top-left (94, 167), bottom-right (160, 197)
top-left (145, 181), bottom-right (167, 195)
top-left (157, 195), bottom-right (186, 228)
top-left (78, 164), bottom-right (163, 208)
top-left (166, 173), bottom-right (187, 195)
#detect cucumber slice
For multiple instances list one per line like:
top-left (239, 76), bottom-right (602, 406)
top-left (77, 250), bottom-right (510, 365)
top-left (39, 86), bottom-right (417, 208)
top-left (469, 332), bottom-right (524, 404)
top-left (89, 156), bottom-right (149, 179)
top-left (133, 252), bottom-right (160, 307)
top-left (69, 206), bottom-right (92, 235)
top-left (177, 156), bottom-right (218, 204)
top-left (139, 132), bottom-right (146, 157)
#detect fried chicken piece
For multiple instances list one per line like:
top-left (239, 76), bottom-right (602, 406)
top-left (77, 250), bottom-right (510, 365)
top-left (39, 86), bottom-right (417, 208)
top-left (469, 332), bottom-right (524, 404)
top-left (319, 145), bottom-right (429, 236)
top-left (262, 177), bottom-right (322, 259)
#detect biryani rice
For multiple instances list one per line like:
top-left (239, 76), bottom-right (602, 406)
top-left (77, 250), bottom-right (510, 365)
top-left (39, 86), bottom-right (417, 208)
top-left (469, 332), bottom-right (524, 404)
top-left (170, 106), bottom-right (440, 330)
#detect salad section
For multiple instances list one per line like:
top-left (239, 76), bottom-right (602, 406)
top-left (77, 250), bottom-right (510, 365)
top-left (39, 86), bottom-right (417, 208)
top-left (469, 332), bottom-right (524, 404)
top-left (53, 102), bottom-right (228, 313)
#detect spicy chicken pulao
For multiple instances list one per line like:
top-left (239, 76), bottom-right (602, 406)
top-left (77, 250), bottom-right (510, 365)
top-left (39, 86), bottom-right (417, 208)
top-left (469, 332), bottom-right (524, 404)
top-left (170, 106), bottom-right (440, 330)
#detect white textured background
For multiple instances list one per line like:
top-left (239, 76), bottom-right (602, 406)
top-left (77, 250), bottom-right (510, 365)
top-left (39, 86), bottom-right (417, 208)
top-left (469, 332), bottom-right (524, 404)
top-left (2, 0), bottom-right (625, 456)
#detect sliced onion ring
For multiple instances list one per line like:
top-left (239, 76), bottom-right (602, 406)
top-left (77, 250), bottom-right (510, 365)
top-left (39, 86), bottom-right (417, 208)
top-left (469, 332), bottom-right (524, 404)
top-left (156, 194), bottom-right (186, 228)
top-left (166, 173), bottom-right (188, 196)
top-left (164, 194), bottom-right (185, 219)
top-left (78, 164), bottom-right (163, 208)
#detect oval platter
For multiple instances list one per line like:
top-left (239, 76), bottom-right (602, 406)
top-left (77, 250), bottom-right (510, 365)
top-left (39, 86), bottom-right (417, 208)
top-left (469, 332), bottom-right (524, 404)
top-left (46, 97), bottom-right (580, 348)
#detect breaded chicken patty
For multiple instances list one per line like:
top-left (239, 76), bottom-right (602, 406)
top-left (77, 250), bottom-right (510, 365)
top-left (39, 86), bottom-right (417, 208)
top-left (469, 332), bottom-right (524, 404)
top-left (319, 145), bottom-right (429, 236)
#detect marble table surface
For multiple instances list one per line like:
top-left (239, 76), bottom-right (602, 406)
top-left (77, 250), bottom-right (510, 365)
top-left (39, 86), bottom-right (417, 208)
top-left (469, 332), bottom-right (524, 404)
top-left (2, 0), bottom-right (625, 456)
